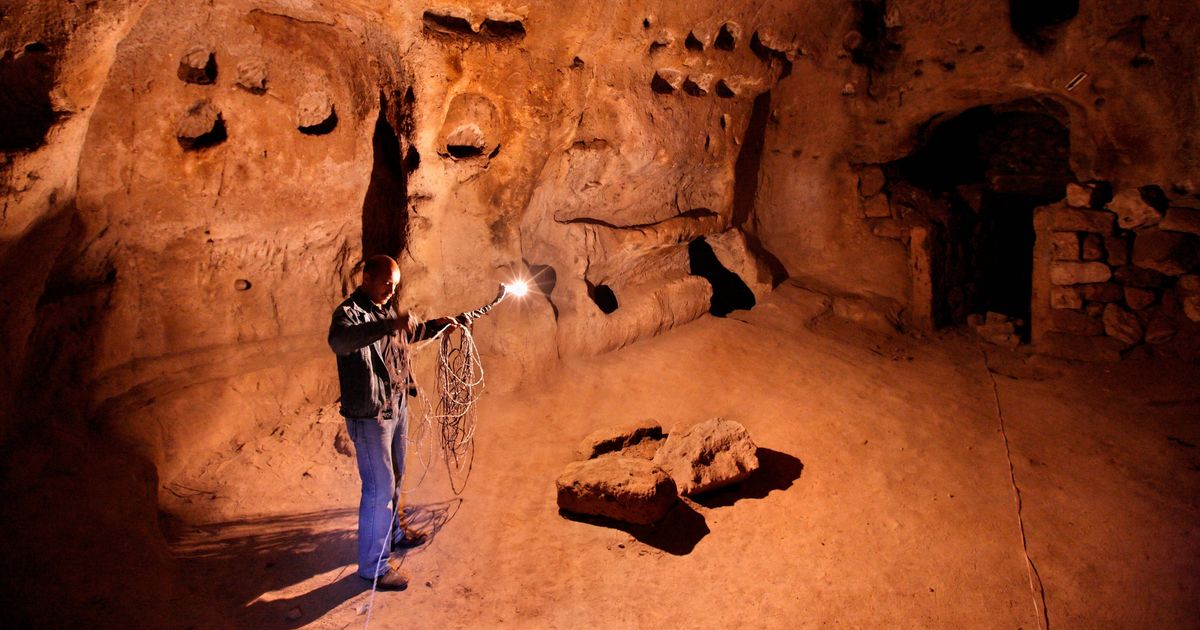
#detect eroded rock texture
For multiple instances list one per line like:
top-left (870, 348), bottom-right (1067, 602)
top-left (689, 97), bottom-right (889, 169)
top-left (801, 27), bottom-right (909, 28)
top-left (2, 0), bottom-right (1199, 624)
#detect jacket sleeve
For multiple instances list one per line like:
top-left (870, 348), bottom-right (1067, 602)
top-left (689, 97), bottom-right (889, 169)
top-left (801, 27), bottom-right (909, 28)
top-left (328, 306), bottom-right (395, 355)
top-left (412, 317), bottom-right (452, 342)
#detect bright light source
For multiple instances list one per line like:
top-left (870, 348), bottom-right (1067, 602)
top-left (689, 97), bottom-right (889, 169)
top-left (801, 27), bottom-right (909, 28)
top-left (505, 280), bottom-right (530, 298)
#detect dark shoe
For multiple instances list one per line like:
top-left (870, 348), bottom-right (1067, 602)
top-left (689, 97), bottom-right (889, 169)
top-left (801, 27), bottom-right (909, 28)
top-left (372, 568), bottom-right (409, 591)
top-left (391, 526), bottom-right (428, 550)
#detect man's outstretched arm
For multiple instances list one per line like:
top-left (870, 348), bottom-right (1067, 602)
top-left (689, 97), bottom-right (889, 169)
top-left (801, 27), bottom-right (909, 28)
top-left (328, 308), bottom-right (406, 354)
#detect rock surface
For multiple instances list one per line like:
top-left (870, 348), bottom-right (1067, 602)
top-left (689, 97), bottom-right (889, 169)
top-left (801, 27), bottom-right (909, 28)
top-left (576, 419), bottom-right (664, 460)
top-left (652, 417), bottom-right (759, 496)
top-left (1051, 262), bottom-right (1112, 285)
top-left (555, 457), bottom-right (677, 525)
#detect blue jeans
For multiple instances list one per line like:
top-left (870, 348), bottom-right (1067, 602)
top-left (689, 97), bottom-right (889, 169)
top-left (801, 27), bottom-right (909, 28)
top-left (345, 401), bottom-right (408, 579)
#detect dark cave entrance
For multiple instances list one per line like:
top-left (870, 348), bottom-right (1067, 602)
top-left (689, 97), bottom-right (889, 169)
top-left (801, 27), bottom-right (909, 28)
top-left (361, 91), bottom-right (411, 261)
top-left (888, 98), bottom-right (1072, 335)
top-left (689, 238), bottom-right (756, 317)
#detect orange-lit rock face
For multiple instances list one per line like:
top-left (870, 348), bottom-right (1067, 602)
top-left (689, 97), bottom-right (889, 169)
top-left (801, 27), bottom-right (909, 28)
top-left (4, 0), bottom-right (1199, 477)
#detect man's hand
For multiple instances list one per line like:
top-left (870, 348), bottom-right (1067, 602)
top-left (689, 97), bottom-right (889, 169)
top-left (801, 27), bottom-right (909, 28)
top-left (391, 312), bottom-right (418, 336)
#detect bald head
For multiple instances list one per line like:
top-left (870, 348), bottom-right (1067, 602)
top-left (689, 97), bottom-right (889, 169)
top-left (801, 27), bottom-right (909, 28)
top-left (361, 255), bottom-right (400, 306)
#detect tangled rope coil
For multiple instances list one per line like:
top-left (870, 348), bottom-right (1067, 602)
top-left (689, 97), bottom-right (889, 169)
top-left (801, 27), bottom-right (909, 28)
top-left (398, 288), bottom-right (503, 495)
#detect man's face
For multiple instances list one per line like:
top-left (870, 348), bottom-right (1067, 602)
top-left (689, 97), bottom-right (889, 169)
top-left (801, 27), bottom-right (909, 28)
top-left (363, 266), bottom-right (401, 306)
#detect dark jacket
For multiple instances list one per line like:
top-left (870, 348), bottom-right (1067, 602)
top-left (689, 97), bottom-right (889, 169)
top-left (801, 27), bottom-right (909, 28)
top-left (328, 288), bottom-right (449, 419)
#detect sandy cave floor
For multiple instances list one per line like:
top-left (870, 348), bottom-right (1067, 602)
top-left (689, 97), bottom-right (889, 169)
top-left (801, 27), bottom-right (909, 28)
top-left (162, 282), bottom-right (1200, 629)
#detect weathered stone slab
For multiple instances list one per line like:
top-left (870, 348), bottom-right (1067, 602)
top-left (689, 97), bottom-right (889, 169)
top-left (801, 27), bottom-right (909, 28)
top-left (1106, 236), bottom-right (1129, 266)
top-left (556, 457), bottom-right (677, 525)
top-left (1050, 262), bottom-right (1111, 285)
top-left (859, 166), bottom-right (886, 198)
top-left (1179, 275), bottom-right (1200, 294)
top-left (297, 91), bottom-right (336, 133)
top-left (1132, 229), bottom-right (1199, 276)
top-left (974, 321), bottom-right (1019, 347)
top-left (1109, 190), bottom-right (1163, 230)
top-left (1050, 287), bottom-right (1083, 310)
top-left (177, 44), bottom-right (215, 84)
top-left (1081, 234), bottom-right (1105, 261)
top-left (1050, 208), bottom-right (1114, 233)
top-left (1113, 265), bottom-right (1167, 288)
top-left (1050, 232), bottom-right (1078, 261)
top-left (863, 194), bottom-right (891, 218)
top-left (1066, 182), bottom-right (1093, 208)
top-left (175, 100), bottom-right (224, 149)
top-left (1077, 282), bottom-right (1123, 303)
top-left (576, 419), bottom-right (664, 460)
top-left (1161, 207), bottom-right (1200, 235)
top-left (1102, 303), bottom-right (1143, 346)
top-left (1124, 287), bottom-right (1155, 311)
top-left (1145, 315), bottom-right (1176, 344)
top-left (235, 59), bottom-right (268, 93)
top-left (1051, 309), bottom-right (1104, 336)
top-left (652, 418), bottom-right (758, 496)
top-left (1184, 295), bottom-right (1200, 323)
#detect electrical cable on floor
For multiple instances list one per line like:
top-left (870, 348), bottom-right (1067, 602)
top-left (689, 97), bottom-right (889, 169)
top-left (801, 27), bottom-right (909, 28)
top-left (979, 347), bottom-right (1051, 630)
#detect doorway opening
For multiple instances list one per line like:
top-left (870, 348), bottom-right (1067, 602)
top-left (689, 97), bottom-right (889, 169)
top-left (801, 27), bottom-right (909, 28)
top-left (888, 98), bottom-right (1072, 336)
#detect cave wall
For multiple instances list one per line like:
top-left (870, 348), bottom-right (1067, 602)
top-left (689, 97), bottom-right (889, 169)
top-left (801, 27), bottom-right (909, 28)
top-left (2, 0), bottom-right (1198, 624)
top-left (755, 0), bottom-right (1200, 321)
top-left (1, 0), bottom-right (802, 501)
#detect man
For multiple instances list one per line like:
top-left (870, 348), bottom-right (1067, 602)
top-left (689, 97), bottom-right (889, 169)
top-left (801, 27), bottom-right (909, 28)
top-left (327, 254), bottom-right (454, 590)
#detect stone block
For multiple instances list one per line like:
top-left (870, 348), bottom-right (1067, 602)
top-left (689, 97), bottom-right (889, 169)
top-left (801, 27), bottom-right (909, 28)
top-left (1124, 287), bottom-right (1155, 311)
top-left (870, 219), bottom-right (906, 240)
top-left (177, 45), bottom-right (215, 84)
top-left (1050, 262), bottom-right (1111, 285)
top-left (1109, 189), bottom-right (1163, 230)
top-left (297, 91), bottom-right (336, 133)
top-left (1144, 315), bottom-right (1176, 344)
top-left (556, 457), bottom-right (677, 525)
top-left (863, 194), bottom-right (891, 218)
top-left (652, 418), bottom-right (759, 496)
top-left (1161, 207), bottom-right (1200, 235)
top-left (1132, 229), bottom-right (1200, 276)
top-left (1050, 232), bottom-right (1079, 261)
top-left (1050, 287), bottom-right (1082, 310)
top-left (1179, 275), bottom-right (1200, 294)
top-left (1077, 282), bottom-right (1124, 303)
top-left (1039, 332), bottom-right (1124, 362)
top-left (235, 59), bottom-right (268, 93)
top-left (175, 100), bottom-right (224, 150)
top-left (1081, 234), bottom-right (1105, 261)
top-left (974, 322), bottom-right (1019, 347)
top-left (1051, 309), bottom-right (1104, 336)
top-left (1050, 208), bottom-right (1114, 233)
top-left (1184, 295), bottom-right (1200, 322)
top-left (859, 166), bottom-right (886, 198)
top-left (1086, 302), bottom-right (1105, 317)
top-left (1106, 236), bottom-right (1129, 266)
top-left (576, 419), bottom-right (664, 460)
top-left (1066, 182), bottom-right (1093, 208)
top-left (1113, 265), bottom-right (1167, 288)
top-left (1102, 303), bottom-right (1143, 346)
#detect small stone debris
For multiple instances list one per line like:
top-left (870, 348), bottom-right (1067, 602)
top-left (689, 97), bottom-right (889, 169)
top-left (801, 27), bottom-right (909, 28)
top-left (297, 91), bottom-right (336, 134)
top-left (175, 100), bottom-right (225, 150)
top-left (178, 45), bottom-right (216, 84)
top-left (235, 59), bottom-right (268, 93)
